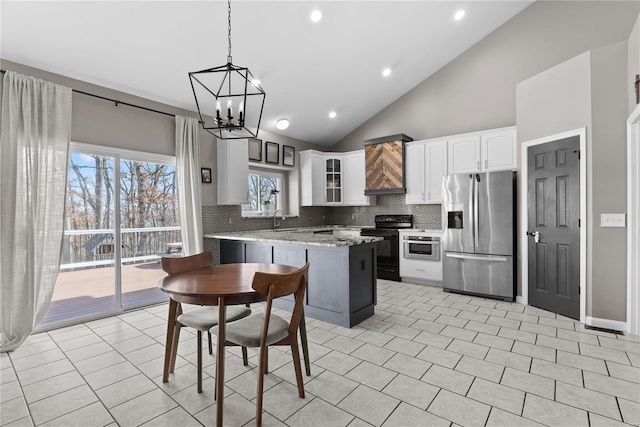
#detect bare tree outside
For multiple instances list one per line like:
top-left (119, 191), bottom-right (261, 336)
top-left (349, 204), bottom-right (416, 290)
top-left (62, 153), bottom-right (180, 265)
top-left (243, 172), bottom-right (280, 213)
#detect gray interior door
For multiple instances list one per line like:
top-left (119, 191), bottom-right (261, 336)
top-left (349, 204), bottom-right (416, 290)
top-left (527, 136), bottom-right (580, 319)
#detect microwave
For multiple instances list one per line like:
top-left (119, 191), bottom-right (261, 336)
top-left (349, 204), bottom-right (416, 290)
top-left (403, 235), bottom-right (441, 261)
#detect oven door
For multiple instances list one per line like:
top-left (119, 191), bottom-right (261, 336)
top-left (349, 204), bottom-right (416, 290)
top-left (361, 228), bottom-right (400, 280)
top-left (404, 239), bottom-right (441, 261)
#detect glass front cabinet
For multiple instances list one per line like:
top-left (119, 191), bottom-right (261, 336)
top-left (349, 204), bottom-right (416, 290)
top-left (325, 156), bottom-right (342, 204)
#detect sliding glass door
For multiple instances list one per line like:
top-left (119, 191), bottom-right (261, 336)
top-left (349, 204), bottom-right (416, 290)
top-left (119, 157), bottom-right (179, 309)
top-left (41, 143), bottom-right (180, 328)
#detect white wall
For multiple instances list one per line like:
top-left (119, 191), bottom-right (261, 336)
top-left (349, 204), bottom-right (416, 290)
top-left (590, 41), bottom-right (629, 321)
top-left (628, 14), bottom-right (640, 115)
top-left (331, 1), bottom-right (639, 152)
top-left (516, 41), bottom-right (629, 322)
top-left (0, 59), bottom-right (326, 207)
top-left (516, 51), bottom-right (592, 311)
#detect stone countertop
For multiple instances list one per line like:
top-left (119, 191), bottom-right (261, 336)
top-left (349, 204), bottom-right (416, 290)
top-left (204, 225), bottom-right (382, 248)
top-left (399, 228), bottom-right (443, 233)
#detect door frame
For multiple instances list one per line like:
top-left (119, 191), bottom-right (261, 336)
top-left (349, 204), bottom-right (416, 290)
top-left (519, 128), bottom-right (586, 324)
top-left (37, 142), bottom-right (177, 331)
top-left (628, 105), bottom-right (640, 335)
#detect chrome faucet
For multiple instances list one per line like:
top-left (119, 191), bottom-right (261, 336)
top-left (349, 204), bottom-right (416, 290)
top-left (273, 209), bottom-right (285, 231)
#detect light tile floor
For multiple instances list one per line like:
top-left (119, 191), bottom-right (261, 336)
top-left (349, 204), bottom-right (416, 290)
top-left (2, 280), bottom-right (639, 427)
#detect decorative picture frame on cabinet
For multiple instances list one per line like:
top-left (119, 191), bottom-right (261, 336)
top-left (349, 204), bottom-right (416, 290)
top-left (201, 167), bottom-right (212, 184)
top-left (283, 145), bottom-right (295, 166)
top-left (248, 138), bottom-right (262, 162)
top-left (266, 142), bottom-right (279, 164)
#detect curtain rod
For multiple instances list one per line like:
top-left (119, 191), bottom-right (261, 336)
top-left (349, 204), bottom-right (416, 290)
top-left (0, 69), bottom-right (176, 119)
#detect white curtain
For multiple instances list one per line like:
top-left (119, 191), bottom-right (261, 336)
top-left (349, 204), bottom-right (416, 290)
top-left (0, 71), bottom-right (72, 352)
top-left (175, 116), bottom-right (203, 256)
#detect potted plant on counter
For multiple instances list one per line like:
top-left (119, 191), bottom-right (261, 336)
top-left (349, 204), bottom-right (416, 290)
top-left (262, 188), bottom-right (279, 215)
top-left (262, 200), bottom-right (271, 215)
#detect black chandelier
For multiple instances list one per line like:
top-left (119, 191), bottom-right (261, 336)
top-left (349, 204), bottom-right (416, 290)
top-left (189, 0), bottom-right (266, 139)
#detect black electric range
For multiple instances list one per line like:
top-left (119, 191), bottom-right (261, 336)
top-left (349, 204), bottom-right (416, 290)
top-left (360, 214), bottom-right (413, 281)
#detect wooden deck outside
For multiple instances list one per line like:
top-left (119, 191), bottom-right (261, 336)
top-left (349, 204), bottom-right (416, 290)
top-left (42, 261), bottom-right (169, 327)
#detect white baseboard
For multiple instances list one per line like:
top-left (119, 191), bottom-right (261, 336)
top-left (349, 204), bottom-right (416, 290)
top-left (586, 316), bottom-right (627, 332)
top-left (516, 296), bottom-right (526, 305)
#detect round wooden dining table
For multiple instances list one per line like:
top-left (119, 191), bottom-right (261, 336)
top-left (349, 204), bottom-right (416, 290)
top-left (158, 263), bottom-right (304, 427)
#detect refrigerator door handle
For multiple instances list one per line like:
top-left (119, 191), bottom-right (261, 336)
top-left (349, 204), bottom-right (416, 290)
top-left (469, 174), bottom-right (475, 248)
top-left (446, 253), bottom-right (508, 262)
top-left (474, 174), bottom-right (480, 249)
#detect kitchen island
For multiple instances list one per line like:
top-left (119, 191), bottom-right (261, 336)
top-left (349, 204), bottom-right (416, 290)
top-left (204, 227), bottom-right (380, 328)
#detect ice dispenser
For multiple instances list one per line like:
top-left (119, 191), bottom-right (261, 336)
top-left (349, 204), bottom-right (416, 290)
top-left (448, 211), bottom-right (463, 229)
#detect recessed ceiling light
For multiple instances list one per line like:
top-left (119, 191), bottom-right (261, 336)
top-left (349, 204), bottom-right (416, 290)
top-left (382, 68), bottom-right (392, 77)
top-left (276, 118), bottom-right (290, 130)
top-left (311, 10), bottom-right (322, 22)
top-left (454, 10), bottom-right (465, 21)
top-left (329, 111), bottom-right (337, 118)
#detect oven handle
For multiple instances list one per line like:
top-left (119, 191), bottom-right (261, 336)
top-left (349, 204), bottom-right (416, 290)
top-left (405, 240), bottom-right (440, 245)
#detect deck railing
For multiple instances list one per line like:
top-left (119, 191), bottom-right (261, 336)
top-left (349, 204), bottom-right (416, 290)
top-left (60, 226), bottom-right (181, 270)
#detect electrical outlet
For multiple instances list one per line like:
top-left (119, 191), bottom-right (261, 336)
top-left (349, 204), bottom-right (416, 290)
top-left (351, 213), bottom-right (356, 220)
top-left (600, 213), bottom-right (625, 227)
top-left (228, 218), bottom-right (232, 224)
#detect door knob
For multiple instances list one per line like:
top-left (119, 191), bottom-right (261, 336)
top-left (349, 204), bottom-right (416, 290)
top-left (526, 231), bottom-right (540, 243)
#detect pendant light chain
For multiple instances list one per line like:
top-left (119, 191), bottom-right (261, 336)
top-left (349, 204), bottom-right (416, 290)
top-left (227, 0), bottom-right (232, 63)
top-left (188, 0), bottom-right (265, 139)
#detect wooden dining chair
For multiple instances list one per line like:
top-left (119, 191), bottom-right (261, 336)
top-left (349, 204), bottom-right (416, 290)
top-left (210, 262), bottom-right (310, 426)
top-left (161, 252), bottom-right (251, 393)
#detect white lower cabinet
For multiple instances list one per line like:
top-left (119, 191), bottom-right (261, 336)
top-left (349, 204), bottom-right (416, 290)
top-left (217, 138), bottom-right (248, 205)
top-left (399, 230), bottom-right (443, 283)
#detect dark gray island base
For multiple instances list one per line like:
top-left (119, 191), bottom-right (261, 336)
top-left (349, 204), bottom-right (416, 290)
top-left (216, 236), bottom-right (378, 328)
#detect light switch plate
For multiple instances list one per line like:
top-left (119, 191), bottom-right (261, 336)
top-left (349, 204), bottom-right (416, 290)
top-left (600, 213), bottom-right (626, 227)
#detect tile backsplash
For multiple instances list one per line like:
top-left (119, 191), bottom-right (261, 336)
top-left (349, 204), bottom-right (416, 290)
top-left (331, 194), bottom-right (442, 229)
top-left (202, 195), bottom-right (442, 263)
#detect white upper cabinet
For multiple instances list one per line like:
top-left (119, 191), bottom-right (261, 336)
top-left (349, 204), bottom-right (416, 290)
top-left (300, 150), bottom-right (325, 206)
top-left (405, 142), bottom-right (425, 204)
top-left (405, 139), bottom-right (447, 204)
top-left (300, 149), bottom-right (374, 206)
top-left (481, 127), bottom-right (517, 171)
top-left (217, 138), bottom-right (249, 205)
top-left (448, 126), bottom-right (517, 174)
top-left (324, 155), bottom-right (343, 205)
top-left (448, 134), bottom-right (481, 174)
top-left (425, 140), bottom-right (447, 203)
top-left (343, 150), bottom-right (374, 206)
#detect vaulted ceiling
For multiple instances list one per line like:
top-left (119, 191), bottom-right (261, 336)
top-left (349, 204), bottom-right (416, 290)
top-left (1, 1), bottom-right (533, 146)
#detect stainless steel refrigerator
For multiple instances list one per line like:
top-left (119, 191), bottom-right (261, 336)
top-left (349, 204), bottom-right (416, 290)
top-left (442, 171), bottom-right (516, 301)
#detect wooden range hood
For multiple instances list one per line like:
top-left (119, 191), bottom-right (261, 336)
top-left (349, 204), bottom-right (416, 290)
top-left (364, 134), bottom-right (413, 195)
